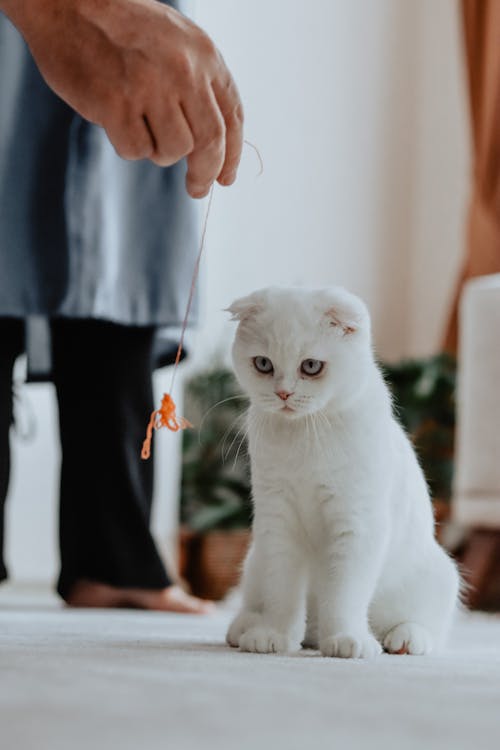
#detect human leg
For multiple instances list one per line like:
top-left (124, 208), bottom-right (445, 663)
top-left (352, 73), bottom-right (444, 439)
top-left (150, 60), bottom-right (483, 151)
top-left (51, 318), bottom-right (213, 612)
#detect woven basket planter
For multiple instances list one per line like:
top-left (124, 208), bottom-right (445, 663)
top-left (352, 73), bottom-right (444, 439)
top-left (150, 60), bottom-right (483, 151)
top-left (179, 527), bottom-right (251, 601)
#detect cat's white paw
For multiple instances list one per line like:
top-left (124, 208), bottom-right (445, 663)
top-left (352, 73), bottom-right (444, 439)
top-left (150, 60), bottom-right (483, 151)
top-left (320, 631), bottom-right (382, 659)
top-left (226, 612), bottom-right (262, 647)
top-left (239, 626), bottom-right (290, 654)
top-left (383, 622), bottom-right (433, 655)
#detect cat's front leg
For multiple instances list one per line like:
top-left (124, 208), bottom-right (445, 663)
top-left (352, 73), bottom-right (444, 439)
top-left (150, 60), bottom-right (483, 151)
top-left (319, 503), bottom-right (387, 659)
top-left (235, 501), bottom-right (306, 654)
top-left (226, 529), bottom-right (305, 653)
top-left (226, 544), bottom-right (266, 647)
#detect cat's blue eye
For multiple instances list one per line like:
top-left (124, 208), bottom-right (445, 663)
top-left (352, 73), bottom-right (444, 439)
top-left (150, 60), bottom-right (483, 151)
top-left (253, 356), bottom-right (273, 374)
top-left (300, 359), bottom-right (324, 376)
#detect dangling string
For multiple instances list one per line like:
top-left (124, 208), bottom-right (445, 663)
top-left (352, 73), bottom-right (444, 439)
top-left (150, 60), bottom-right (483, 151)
top-left (244, 139), bottom-right (264, 176)
top-left (141, 140), bottom-right (262, 460)
top-left (140, 186), bottom-right (213, 460)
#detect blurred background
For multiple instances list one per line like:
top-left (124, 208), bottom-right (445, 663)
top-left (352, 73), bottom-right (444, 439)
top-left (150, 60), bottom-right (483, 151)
top-left (6, 0), bottom-right (499, 605)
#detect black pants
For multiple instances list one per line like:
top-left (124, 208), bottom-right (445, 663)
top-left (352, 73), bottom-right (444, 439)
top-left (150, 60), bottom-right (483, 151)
top-left (0, 318), bottom-right (171, 598)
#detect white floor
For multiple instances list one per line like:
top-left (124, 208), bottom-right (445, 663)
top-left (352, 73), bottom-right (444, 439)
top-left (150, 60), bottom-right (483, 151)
top-left (1, 584), bottom-right (500, 750)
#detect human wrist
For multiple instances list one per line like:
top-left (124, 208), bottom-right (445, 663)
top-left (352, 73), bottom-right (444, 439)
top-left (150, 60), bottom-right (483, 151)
top-left (0, 1), bottom-right (37, 26)
top-left (0, 0), bottom-right (82, 36)
top-left (0, 1), bottom-right (47, 33)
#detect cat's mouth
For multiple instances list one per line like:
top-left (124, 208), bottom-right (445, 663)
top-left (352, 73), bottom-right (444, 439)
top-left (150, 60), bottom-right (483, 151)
top-left (280, 405), bottom-right (295, 414)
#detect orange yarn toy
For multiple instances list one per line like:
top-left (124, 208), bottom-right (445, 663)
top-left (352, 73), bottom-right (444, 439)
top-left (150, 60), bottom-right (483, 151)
top-left (141, 142), bottom-right (263, 460)
top-left (141, 393), bottom-right (192, 459)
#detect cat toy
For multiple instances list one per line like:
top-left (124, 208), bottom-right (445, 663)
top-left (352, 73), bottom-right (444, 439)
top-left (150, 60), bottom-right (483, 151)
top-left (140, 184), bottom-right (213, 459)
top-left (141, 142), bottom-right (263, 460)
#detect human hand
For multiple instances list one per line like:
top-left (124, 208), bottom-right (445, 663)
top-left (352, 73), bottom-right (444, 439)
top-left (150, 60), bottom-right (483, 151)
top-left (1, 0), bottom-right (243, 197)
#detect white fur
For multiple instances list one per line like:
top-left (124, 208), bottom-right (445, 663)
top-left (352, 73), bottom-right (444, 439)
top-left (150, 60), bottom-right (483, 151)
top-left (225, 286), bottom-right (459, 658)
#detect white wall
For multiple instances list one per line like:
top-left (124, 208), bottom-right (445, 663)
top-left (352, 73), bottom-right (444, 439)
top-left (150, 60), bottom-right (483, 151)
top-left (5, 0), bottom-right (469, 582)
top-left (192, 0), bottom-right (469, 365)
top-left (5, 376), bottom-right (59, 582)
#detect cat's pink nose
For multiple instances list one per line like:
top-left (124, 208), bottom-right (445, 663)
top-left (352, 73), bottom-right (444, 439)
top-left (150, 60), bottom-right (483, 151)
top-left (276, 390), bottom-right (293, 401)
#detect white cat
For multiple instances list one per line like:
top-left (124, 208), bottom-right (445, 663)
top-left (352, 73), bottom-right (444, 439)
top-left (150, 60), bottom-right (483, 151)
top-left (225, 286), bottom-right (459, 658)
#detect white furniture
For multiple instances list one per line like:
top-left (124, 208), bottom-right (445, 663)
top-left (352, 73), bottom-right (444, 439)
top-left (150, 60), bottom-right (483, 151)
top-left (453, 274), bottom-right (500, 605)
top-left (454, 274), bottom-right (500, 527)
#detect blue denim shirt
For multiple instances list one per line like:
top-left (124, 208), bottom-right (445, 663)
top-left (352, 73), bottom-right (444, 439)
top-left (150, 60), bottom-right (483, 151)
top-left (0, 1), bottom-right (197, 335)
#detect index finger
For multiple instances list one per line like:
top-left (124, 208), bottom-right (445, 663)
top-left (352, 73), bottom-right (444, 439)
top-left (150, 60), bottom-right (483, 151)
top-left (212, 73), bottom-right (244, 186)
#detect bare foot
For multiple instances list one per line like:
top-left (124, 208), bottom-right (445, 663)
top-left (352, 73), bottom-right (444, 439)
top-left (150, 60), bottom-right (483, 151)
top-left (65, 580), bottom-right (215, 614)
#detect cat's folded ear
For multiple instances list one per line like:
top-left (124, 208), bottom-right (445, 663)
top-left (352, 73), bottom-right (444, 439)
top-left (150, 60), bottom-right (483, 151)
top-left (323, 289), bottom-right (370, 337)
top-left (225, 291), bottom-right (264, 322)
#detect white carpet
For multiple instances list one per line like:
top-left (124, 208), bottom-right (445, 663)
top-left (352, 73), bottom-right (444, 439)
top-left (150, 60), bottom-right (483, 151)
top-left (1, 584), bottom-right (500, 750)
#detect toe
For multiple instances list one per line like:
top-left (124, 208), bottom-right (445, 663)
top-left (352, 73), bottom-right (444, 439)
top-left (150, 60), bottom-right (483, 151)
top-left (384, 623), bottom-right (433, 655)
top-left (239, 626), bottom-right (288, 654)
top-left (321, 632), bottom-right (381, 659)
top-left (157, 585), bottom-right (216, 614)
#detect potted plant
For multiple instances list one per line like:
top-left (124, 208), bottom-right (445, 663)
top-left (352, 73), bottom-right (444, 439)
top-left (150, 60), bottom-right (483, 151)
top-left (179, 365), bottom-right (252, 600)
top-left (381, 353), bottom-right (457, 536)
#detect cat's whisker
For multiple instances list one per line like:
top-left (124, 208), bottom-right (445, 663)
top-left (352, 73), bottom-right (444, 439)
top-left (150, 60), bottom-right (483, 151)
top-left (222, 416), bottom-right (247, 463)
top-left (232, 428), bottom-right (249, 470)
top-left (310, 415), bottom-right (320, 453)
top-left (198, 394), bottom-right (247, 446)
top-left (257, 412), bottom-right (271, 453)
top-left (316, 409), bottom-right (332, 435)
top-left (219, 411), bottom-right (247, 462)
top-left (217, 418), bottom-right (236, 457)
top-left (318, 409), bottom-right (331, 426)
top-left (306, 414), bottom-right (311, 443)
top-left (310, 411), bottom-right (331, 465)
top-left (250, 411), bottom-right (265, 453)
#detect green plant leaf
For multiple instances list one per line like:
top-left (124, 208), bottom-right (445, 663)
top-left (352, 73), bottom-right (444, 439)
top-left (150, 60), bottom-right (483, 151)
top-left (189, 502), bottom-right (245, 532)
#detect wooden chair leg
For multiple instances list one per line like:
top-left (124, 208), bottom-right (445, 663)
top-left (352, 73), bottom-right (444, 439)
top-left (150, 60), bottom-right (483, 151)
top-left (460, 529), bottom-right (500, 609)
